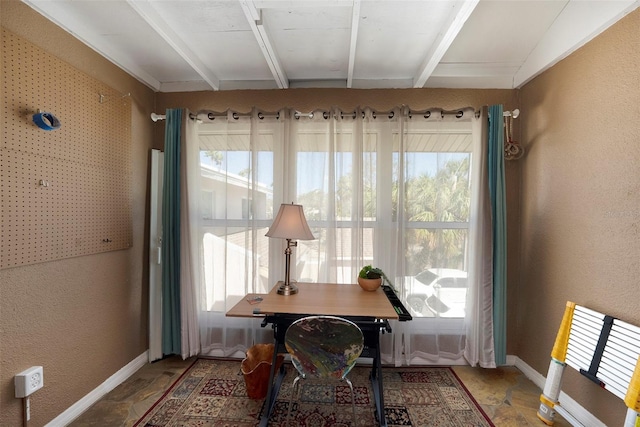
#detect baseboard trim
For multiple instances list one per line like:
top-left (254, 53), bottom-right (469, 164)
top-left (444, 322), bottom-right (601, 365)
top-left (45, 351), bottom-right (148, 427)
top-left (509, 355), bottom-right (605, 427)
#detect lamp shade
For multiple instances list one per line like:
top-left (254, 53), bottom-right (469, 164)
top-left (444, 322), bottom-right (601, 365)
top-left (266, 203), bottom-right (315, 240)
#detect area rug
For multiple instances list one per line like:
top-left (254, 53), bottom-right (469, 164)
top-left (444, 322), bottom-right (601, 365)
top-left (135, 358), bottom-right (494, 427)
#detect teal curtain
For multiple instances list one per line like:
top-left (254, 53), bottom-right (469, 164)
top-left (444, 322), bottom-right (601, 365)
top-left (488, 105), bottom-right (507, 365)
top-left (161, 109), bottom-right (183, 355)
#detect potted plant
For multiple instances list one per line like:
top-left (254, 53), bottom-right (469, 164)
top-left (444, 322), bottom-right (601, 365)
top-left (357, 265), bottom-right (392, 291)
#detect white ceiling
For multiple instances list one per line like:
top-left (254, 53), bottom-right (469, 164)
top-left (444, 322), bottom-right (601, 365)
top-left (22, 0), bottom-right (640, 93)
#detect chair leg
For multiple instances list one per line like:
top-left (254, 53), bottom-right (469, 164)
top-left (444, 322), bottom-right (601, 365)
top-left (287, 376), bottom-right (301, 425)
top-left (345, 377), bottom-right (356, 425)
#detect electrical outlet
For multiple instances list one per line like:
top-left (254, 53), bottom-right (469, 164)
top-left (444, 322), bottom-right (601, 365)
top-left (15, 366), bottom-right (44, 398)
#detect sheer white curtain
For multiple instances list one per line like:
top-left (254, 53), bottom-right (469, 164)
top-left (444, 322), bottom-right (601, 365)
top-left (188, 106), bottom-right (487, 365)
top-left (464, 106), bottom-right (496, 368)
top-left (387, 107), bottom-right (477, 365)
top-left (184, 109), bottom-right (282, 357)
top-left (180, 110), bottom-right (201, 359)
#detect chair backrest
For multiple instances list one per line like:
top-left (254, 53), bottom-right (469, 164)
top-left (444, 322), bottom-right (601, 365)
top-left (285, 315), bottom-right (364, 380)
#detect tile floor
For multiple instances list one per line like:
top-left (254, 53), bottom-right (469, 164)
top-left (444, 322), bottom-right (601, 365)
top-left (68, 356), bottom-right (571, 427)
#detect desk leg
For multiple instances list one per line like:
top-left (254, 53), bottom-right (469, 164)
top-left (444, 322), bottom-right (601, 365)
top-left (259, 337), bottom-right (286, 427)
top-left (370, 341), bottom-right (388, 427)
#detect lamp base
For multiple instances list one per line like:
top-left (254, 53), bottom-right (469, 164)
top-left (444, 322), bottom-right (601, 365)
top-left (277, 282), bottom-right (298, 295)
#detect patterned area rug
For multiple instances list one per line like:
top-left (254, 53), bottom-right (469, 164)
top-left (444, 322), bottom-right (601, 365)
top-left (135, 358), bottom-right (494, 427)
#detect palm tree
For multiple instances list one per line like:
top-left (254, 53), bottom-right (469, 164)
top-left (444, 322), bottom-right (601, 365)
top-left (296, 154), bottom-right (470, 273)
top-left (204, 150), bottom-right (223, 166)
top-left (402, 157), bottom-right (470, 271)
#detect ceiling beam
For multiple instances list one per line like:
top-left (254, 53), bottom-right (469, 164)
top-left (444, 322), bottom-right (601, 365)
top-left (239, 0), bottom-right (289, 89)
top-left (513, 0), bottom-right (640, 88)
top-left (126, 0), bottom-right (220, 90)
top-left (346, 0), bottom-right (361, 88)
top-left (413, 0), bottom-right (479, 88)
top-left (22, 0), bottom-right (162, 91)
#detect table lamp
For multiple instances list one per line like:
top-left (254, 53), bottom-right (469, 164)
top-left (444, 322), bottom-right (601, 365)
top-left (266, 203), bottom-right (315, 295)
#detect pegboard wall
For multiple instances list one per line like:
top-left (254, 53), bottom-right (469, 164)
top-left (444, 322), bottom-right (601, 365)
top-left (1, 29), bottom-right (132, 269)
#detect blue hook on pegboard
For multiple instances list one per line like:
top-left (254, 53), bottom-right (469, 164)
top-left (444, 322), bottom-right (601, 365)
top-left (32, 111), bottom-right (61, 131)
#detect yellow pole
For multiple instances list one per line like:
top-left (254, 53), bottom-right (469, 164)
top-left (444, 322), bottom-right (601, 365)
top-left (624, 356), bottom-right (640, 427)
top-left (538, 302), bottom-right (576, 425)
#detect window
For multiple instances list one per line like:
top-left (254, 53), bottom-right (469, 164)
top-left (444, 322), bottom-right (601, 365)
top-left (395, 123), bottom-right (472, 318)
top-left (195, 111), bottom-right (472, 317)
top-left (197, 117), bottom-right (279, 310)
top-left (193, 108), bottom-right (477, 363)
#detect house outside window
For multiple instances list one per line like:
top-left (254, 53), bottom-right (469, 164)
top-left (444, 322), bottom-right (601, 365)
top-left (242, 198), bottom-right (253, 220)
top-left (201, 190), bottom-right (215, 220)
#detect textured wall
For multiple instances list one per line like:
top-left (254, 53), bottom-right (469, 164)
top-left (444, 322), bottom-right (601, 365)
top-left (156, 86), bottom-right (517, 114)
top-left (519, 8), bottom-right (640, 427)
top-left (0, 2), bottom-right (155, 425)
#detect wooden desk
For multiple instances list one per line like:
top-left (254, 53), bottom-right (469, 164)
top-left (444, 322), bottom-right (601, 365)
top-left (227, 282), bottom-right (399, 319)
top-left (227, 282), bottom-right (398, 427)
top-left (226, 293), bottom-right (268, 317)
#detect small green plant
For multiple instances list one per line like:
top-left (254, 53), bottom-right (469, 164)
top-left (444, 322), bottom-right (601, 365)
top-left (358, 265), bottom-right (394, 289)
